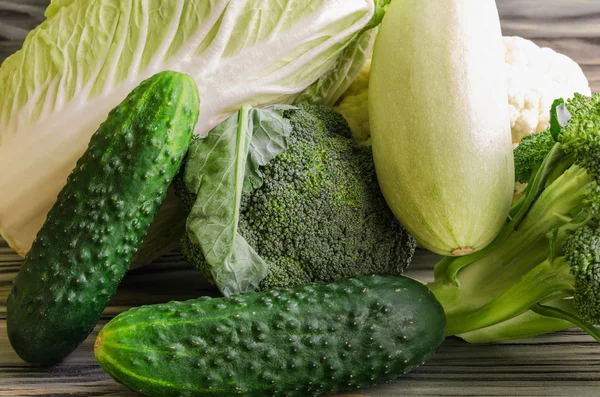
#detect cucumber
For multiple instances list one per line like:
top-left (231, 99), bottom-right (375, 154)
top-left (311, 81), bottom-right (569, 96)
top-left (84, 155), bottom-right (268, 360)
top-left (95, 275), bottom-right (446, 397)
top-left (7, 71), bottom-right (200, 366)
top-left (369, 0), bottom-right (514, 256)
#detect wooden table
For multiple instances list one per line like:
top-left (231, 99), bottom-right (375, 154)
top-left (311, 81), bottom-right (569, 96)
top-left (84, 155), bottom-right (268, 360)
top-left (1, 1), bottom-right (600, 396)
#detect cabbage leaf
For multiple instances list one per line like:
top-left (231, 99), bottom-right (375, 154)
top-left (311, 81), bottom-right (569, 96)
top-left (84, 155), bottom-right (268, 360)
top-left (0, 0), bottom-right (383, 257)
top-left (296, 28), bottom-right (378, 107)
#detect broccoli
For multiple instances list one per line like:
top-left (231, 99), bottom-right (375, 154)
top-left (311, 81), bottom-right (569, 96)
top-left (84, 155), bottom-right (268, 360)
top-left (176, 104), bottom-right (416, 291)
top-left (427, 94), bottom-right (600, 343)
top-left (513, 129), bottom-right (555, 183)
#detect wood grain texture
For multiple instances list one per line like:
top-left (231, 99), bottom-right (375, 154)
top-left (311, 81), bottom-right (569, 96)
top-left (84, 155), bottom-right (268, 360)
top-left (2, 0), bottom-right (600, 396)
top-left (0, 0), bottom-right (45, 40)
top-left (499, 0), bottom-right (600, 93)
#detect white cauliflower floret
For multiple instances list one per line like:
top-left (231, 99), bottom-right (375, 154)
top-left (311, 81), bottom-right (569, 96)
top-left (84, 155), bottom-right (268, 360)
top-left (505, 36), bottom-right (591, 144)
top-left (337, 36), bottom-right (592, 145)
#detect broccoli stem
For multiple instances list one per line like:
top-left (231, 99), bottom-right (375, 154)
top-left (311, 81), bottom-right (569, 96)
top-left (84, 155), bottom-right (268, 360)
top-left (531, 303), bottom-right (600, 343)
top-left (432, 257), bottom-right (574, 335)
top-left (436, 161), bottom-right (589, 287)
top-left (458, 299), bottom-right (575, 343)
top-left (436, 93), bottom-right (600, 343)
top-left (430, 165), bottom-right (590, 331)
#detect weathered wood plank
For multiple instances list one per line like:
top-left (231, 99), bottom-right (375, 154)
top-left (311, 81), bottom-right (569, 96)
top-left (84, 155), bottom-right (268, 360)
top-left (0, 0), bottom-right (46, 41)
top-left (0, 249), bottom-right (440, 319)
top-left (498, 0), bottom-right (600, 38)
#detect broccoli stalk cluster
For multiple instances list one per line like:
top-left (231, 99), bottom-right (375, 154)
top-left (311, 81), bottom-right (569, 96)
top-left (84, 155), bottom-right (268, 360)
top-left (176, 104), bottom-right (415, 291)
top-left (428, 94), bottom-right (600, 343)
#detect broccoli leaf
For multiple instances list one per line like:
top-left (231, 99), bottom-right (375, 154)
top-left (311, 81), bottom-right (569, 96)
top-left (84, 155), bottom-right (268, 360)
top-left (550, 98), bottom-right (572, 141)
top-left (184, 106), bottom-right (291, 296)
top-left (244, 106), bottom-right (294, 193)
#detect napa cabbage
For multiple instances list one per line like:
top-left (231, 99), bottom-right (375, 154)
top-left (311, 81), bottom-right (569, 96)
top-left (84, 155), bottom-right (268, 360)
top-left (0, 0), bottom-right (386, 261)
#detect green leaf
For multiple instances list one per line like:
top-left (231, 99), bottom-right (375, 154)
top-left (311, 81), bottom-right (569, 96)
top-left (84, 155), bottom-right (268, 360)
top-left (550, 98), bottom-right (572, 141)
top-left (184, 106), bottom-right (291, 295)
top-left (364, 0), bottom-right (393, 31)
top-left (459, 299), bottom-right (574, 343)
top-left (244, 105), bottom-right (294, 193)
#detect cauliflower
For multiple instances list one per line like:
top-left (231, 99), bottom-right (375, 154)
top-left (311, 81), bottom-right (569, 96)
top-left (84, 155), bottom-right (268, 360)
top-left (336, 36), bottom-right (592, 144)
top-left (505, 36), bottom-right (591, 144)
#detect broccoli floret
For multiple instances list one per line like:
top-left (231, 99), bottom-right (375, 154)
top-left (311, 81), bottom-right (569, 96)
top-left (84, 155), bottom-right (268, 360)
top-left (177, 104), bottom-right (415, 291)
top-left (428, 93), bottom-right (600, 343)
top-left (297, 103), bottom-right (352, 138)
top-left (513, 130), bottom-right (556, 183)
top-left (564, 223), bottom-right (600, 324)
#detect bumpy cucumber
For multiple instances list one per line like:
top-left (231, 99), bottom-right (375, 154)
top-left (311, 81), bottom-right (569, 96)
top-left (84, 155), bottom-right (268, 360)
top-left (7, 71), bottom-right (200, 366)
top-left (95, 275), bottom-right (446, 397)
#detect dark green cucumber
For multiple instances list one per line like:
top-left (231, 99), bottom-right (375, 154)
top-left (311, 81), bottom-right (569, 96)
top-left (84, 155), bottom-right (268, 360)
top-left (95, 275), bottom-right (446, 397)
top-left (7, 71), bottom-right (200, 366)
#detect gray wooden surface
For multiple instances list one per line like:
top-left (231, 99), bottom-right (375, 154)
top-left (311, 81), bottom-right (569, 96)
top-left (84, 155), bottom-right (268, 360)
top-left (2, 1), bottom-right (600, 396)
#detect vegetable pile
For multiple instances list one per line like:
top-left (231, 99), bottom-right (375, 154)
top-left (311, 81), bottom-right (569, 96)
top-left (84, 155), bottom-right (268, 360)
top-left (3, 0), bottom-right (600, 396)
top-left (0, 0), bottom-right (386, 266)
top-left (337, 37), bottom-right (591, 146)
